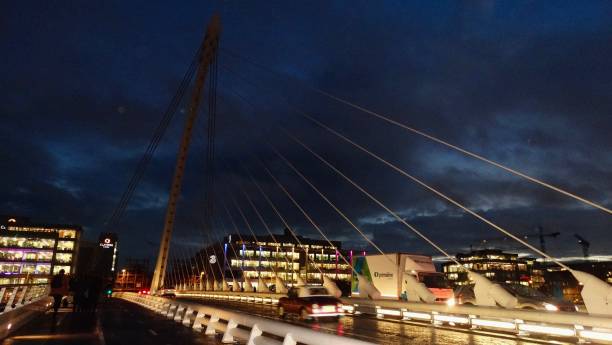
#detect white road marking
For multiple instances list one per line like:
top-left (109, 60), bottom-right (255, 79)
top-left (148, 329), bottom-right (158, 336)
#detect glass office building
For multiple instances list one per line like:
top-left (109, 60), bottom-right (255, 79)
top-left (0, 216), bottom-right (81, 285)
top-left (441, 249), bottom-right (542, 288)
top-left (184, 229), bottom-right (352, 287)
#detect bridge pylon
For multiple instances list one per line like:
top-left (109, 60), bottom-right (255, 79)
top-left (150, 14), bottom-right (221, 293)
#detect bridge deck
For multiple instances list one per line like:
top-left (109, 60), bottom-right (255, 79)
top-left (2, 298), bottom-right (221, 345)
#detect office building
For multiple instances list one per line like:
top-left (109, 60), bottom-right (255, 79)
top-left (0, 215), bottom-right (81, 285)
top-left (442, 249), bottom-right (543, 287)
top-left (76, 233), bottom-right (118, 283)
top-left (542, 260), bottom-right (612, 303)
top-left (184, 229), bottom-right (352, 287)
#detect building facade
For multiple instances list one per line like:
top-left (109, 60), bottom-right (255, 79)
top-left (180, 229), bottom-right (352, 288)
top-left (442, 249), bottom-right (543, 288)
top-left (115, 258), bottom-right (150, 291)
top-left (0, 216), bottom-right (81, 285)
top-left (542, 260), bottom-right (612, 303)
top-left (76, 233), bottom-right (118, 285)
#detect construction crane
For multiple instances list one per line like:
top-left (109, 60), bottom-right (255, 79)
top-left (574, 234), bottom-right (590, 258)
top-left (530, 225), bottom-right (560, 253)
top-left (150, 15), bottom-right (221, 293)
top-left (476, 225), bottom-right (560, 253)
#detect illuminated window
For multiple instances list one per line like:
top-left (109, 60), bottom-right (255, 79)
top-left (0, 250), bottom-right (23, 260)
top-left (39, 251), bottom-right (53, 261)
top-left (57, 241), bottom-right (74, 251)
top-left (58, 230), bottom-right (76, 239)
top-left (55, 253), bottom-right (72, 264)
top-left (52, 265), bottom-right (71, 274)
top-left (0, 263), bottom-right (21, 273)
top-left (0, 237), bottom-right (55, 249)
top-left (21, 263), bottom-right (36, 273)
top-left (35, 264), bottom-right (51, 274)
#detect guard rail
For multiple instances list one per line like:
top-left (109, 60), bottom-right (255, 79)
top-left (117, 292), bottom-right (375, 345)
top-left (175, 289), bottom-right (612, 343)
top-left (0, 284), bottom-right (51, 339)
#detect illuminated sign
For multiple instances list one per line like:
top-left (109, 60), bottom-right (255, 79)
top-left (98, 233), bottom-right (117, 250)
top-left (99, 237), bottom-right (115, 249)
top-left (209, 255), bottom-right (217, 264)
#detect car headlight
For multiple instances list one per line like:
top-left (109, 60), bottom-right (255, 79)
top-left (446, 298), bottom-right (456, 307)
top-left (543, 303), bottom-right (559, 311)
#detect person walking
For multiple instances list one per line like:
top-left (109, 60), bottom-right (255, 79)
top-left (50, 269), bottom-right (69, 316)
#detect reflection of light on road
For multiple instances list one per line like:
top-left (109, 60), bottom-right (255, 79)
top-left (311, 323), bottom-right (320, 332)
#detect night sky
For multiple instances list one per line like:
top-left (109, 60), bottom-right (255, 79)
top-left (2, 1), bottom-right (611, 264)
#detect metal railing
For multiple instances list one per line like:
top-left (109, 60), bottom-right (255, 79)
top-left (175, 289), bottom-right (612, 343)
top-left (0, 284), bottom-right (49, 314)
top-left (117, 292), bottom-right (375, 345)
top-left (0, 284), bottom-right (51, 339)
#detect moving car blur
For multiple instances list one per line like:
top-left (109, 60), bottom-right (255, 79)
top-left (278, 286), bottom-right (344, 320)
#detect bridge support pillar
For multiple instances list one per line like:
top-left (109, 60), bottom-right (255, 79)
top-left (221, 319), bottom-right (238, 343)
top-left (282, 333), bottom-right (297, 345)
top-left (323, 276), bottom-right (341, 298)
top-left (243, 277), bottom-right (254, 292)
top-left (275, 276), bottom-right (288, 294)
top-left (572, 269), bottom-right (612, 315)
top-left (469, 271), bottom-right (517, 308)
top-left (205, 315), bottom-right (219, 335)
top-left (247, 324), bottom-right (263, 345)
top-left (357, 274), bottom-right (381, 299)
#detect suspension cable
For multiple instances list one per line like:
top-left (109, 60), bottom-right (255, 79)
top-left (106, 47), bottom-right (201, 230)
top-left (257, 157), bottom-right (368, 279)
top-left (240, 163), bottom-right (327, 278)
top-left (292, 112), bottom-right (571, 270)
top-left (223, 159), bottom-right (311, 279)
top-left (220, 50), bottom-right (611, 216)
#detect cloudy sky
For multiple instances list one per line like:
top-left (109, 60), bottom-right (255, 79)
top-left (1, 1), bottom-right (611, 264)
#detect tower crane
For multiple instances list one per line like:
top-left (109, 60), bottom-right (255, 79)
top-left (476, 225), bottom-right (560, 253)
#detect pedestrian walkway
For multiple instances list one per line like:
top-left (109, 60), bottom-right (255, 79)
top-left (2, 298), bottom-right (221, 345)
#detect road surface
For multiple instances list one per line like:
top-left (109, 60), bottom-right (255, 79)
top-left (2, 298), bottom-right (222, 345)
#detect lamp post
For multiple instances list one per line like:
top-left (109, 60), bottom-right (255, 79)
top-left (121, 269), bottom-right (126, 290)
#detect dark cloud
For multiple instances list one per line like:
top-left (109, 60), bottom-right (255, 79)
top-left (1, 1), bottom-right (611, 264)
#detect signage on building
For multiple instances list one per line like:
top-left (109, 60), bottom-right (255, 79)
top-left (99, 233), bottom-right (118, 249)
top-left (100, 237), bottom-right (114, 249)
